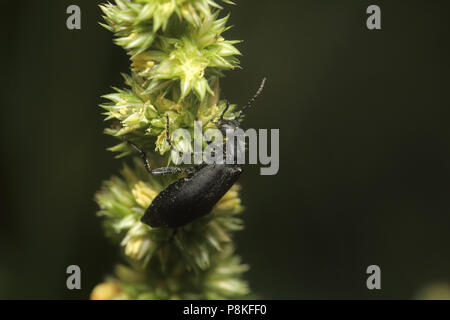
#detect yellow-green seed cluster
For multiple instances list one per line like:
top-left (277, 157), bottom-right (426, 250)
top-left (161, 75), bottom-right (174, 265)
top-left (94, 0), bottom-right (250, 299)
top-left (100, 0), bottom-right (241, 158)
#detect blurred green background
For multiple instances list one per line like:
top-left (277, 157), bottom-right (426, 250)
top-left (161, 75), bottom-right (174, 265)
top-left (1, 0), bottom-right (449, 299)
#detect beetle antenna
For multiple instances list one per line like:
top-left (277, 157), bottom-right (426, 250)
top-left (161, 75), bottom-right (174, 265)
top-left (237, 77), bottom-right (267, 120)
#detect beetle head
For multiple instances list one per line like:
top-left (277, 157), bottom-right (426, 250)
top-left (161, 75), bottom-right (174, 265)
top-left (217, 118), bottom-right (241, 136)
top-left (214, 77), bottom-right (266, 134)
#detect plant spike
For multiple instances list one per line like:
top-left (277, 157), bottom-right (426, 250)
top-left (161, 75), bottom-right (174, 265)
top-left (93, 0), bottom-right (250, 300)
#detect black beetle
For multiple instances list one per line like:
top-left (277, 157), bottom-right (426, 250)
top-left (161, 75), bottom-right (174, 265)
top-left (123, 78), bottom-right (266, 230)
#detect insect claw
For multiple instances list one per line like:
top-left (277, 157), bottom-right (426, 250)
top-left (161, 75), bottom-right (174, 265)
top-left (169, 228), bottom-right (178, 243)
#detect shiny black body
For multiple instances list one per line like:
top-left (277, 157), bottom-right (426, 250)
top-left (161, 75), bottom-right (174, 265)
top-left (142, 164), bottom-right (242, 228)
top-left (124, 78), bottom-right (266, 229)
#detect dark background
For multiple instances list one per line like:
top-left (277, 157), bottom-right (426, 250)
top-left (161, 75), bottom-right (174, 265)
top-left (1, 0), bottom-right (449, 299)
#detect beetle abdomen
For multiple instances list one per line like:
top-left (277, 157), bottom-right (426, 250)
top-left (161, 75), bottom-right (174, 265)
top-left (141, 165), bottom-right (242, 228)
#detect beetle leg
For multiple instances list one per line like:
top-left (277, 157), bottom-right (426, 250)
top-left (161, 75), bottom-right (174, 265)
top-left (165, 114), bottom-right (198, 165)
top-left (150, 166), bottom-right (193, 176)
top-left (122, 134), bottom-right (197, 177)
top-left (165, 114), bottom-right (185, 157)
top-left (166, 114), bottom-right (213, 167)
top-left (122, 136), bottom-right (153, 174)
top-left (217, 100), bottom-right (230, 124)
top-left (169, 228), bottom-right (178, 242)
top-left (122, 136), bottom-right (191, 176)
